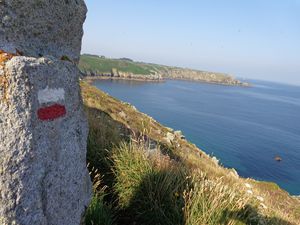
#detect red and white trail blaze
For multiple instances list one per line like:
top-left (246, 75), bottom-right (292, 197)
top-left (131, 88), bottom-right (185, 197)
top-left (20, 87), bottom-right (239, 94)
top-left (37, 87), bottom-right (66, 121)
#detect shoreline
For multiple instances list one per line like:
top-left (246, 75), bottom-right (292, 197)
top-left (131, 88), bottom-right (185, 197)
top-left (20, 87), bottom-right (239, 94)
top-left (84, 75), bottom-right (251, 87)
top-left (84, 76), bottom-right (165, 84)
top-left (164, 77), bottom-right (251, 87)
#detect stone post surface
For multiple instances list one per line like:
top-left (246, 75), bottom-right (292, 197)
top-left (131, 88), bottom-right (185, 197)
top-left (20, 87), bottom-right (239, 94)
top-left (0, 1), bottom-right (92, 225)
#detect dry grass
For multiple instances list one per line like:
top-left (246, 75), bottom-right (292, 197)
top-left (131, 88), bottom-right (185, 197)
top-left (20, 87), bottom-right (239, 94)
top-left (85, 168), bottom-right (116, 225)
top-left (183, 172), bottom-right (252, 225)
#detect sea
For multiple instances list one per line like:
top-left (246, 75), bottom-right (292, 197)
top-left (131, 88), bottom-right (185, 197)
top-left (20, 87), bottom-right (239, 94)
top-left (92, 79), bottom-right (300, 195)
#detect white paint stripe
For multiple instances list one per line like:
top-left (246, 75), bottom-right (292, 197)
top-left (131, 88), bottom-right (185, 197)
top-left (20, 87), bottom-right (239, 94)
top-left (38, 87), bottom-right (65, 104)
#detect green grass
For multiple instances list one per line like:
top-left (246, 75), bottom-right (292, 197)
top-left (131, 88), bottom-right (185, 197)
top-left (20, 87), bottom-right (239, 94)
top-left (85, 193), bottom-right (116, 225)
top-left (79, 55), bottom-right (154, 75)
top-left (112, 142), bottom-right (187, 225)
top-left (85, 107), bottom-right (121, 176)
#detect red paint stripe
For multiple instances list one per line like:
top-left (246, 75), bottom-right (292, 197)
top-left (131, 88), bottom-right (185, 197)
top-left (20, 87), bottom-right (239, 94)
top-left (38, 104), bottom-right (66, 121)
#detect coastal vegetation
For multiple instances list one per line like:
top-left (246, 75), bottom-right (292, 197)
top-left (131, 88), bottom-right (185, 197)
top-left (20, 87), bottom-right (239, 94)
top-left (79, 54), bottom-right (153, 75)
top-left (81, 81), bottom-right (300, 225)
top-left (79, 54), bottom-right (249, 86)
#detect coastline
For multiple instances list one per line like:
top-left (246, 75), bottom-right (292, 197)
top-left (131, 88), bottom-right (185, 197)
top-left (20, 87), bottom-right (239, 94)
top-left (79, 55), bottom-right (251, 87)
top-left (164, 77), bottom-right (251, 87)
top-left (84, 75), bottom-right (251, 87)
top-left (84, 76), bottom-right (165, 84)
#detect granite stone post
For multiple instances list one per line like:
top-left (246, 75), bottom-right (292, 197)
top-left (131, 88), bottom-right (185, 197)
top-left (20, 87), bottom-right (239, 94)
top-left (0, 1), bottom-right (92, 225)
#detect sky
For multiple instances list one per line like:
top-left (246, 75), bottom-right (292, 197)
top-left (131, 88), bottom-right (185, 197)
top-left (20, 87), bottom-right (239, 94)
top-left (82, 0), bottom-right (300, 85)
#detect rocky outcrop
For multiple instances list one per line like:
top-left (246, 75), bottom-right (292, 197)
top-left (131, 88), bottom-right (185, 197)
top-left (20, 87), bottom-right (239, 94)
top-left (0, 0), bottom-right (86, 62)
top-left (0, 1), bottom-right (91, 225)
top-left (157, 67), bottom-right (249, 86)
top-left (118, 71), bottom-right (162, 80)
top-left (86, 69), bottom-right (162, 81)
top-left (88, 67), bottom-right (248, 85)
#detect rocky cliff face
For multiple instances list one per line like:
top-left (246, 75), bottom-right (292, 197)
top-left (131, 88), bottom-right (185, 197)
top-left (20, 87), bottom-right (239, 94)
top-left (0, 0), bottom-right (86, 62)
top-left (90, 67), bottom-right (248, 86)
top-left (117, 70), bottom-right (162, 80)
top-left (156, 66), bottom-right (249, 86)
top-left (80, 55), bottom-right (249, 86)
top-left (0, 1), bottom-right (91, 225)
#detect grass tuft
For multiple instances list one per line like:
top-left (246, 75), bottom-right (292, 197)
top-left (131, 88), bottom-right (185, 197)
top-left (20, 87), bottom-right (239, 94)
top-left (85, 191), bottom-right (116, 225)
top-left (183, 172), bottom-right (252, 225)
top-left (112, 141), bottom-right (187, 225)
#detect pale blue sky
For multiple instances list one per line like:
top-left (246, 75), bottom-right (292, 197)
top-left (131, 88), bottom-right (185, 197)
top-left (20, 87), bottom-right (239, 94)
top-left (82, 0), bottom-right (300, 85)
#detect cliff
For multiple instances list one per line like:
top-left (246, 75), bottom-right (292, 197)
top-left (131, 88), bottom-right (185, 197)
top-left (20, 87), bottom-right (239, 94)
top-left (81, 81), bottom-right (300, 225)
top-left (153, 65), bottom-right (246, 85)
top-left (79, 54), bottom-right (249, 86)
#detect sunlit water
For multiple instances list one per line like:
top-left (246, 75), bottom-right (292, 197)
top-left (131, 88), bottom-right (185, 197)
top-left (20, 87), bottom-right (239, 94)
top-left (93, 79), bottom-right (300, 195)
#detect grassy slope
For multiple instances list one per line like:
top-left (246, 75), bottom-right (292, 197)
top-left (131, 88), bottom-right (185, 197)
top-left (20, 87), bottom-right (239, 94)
top-left (79, 55), bottom-right (155, 75)
top-left (81, 81), bottom-right (300, 225)
top-left (79, 54), bottom-right (224, 77)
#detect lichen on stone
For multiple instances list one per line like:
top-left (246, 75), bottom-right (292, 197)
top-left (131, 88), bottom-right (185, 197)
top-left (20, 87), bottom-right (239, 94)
top-left (0, 50), bottom-right (16, 104)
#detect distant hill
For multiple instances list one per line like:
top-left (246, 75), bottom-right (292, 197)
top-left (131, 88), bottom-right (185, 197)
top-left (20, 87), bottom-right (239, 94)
top-left (79, 54), bottom-right (249, 86)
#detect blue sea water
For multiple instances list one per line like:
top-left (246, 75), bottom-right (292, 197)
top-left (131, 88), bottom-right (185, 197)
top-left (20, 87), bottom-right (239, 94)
top-left (92, 79), bottom-right (300, 195)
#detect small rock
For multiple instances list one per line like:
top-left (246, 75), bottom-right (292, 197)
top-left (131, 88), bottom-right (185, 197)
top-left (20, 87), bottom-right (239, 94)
top-left (164, 132), bottom-right (175, 144)
top-left (174, 130), bottom-right (185, 139)
top-left (211, 156), bottom-right (219, 166)
top-left (247, 190), bottom-right (253, 195)
top-left (245, 183), bottom-right (252, 189)
top-left (229, 168), bottom-right (239, 179)
top-left (274, 156), bottom-right (282, 162)
top-left (118, 111), bottom-right (126, 119)
top-left (256, 196), bottom-right (264, 202)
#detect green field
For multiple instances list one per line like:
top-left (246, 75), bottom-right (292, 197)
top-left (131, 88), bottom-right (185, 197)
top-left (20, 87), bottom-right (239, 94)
top-left (79, 54), bottom-right (157, 75)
